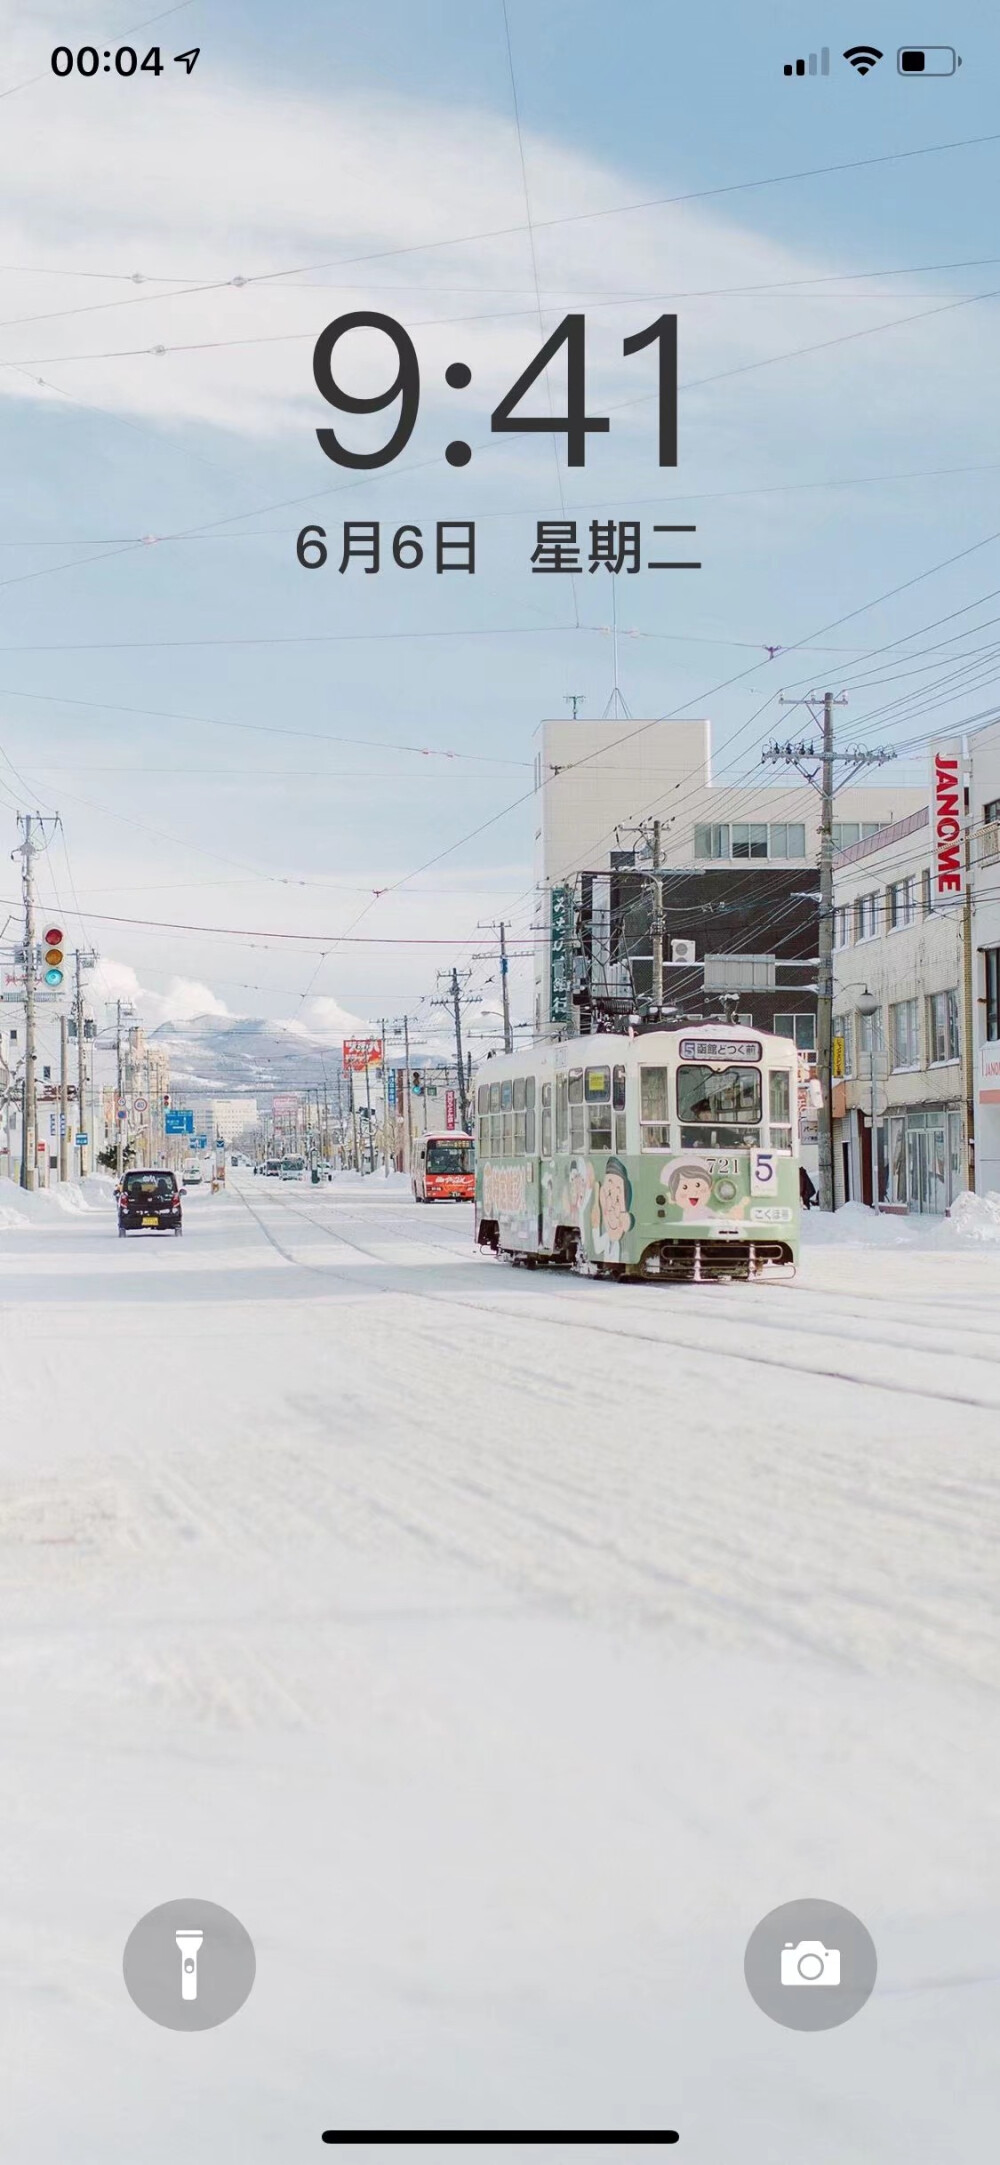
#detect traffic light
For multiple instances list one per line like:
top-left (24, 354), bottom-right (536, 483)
top-left (163, 1092), bottom-right (171, 1108)
top-left (411, 1069), bottom-right (423, 1093)
top-left (42, 925), bottom-right (64, 988)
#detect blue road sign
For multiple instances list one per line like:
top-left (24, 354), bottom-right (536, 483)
top-left (76, 1132), bottom-right (89, 1147)
top-left (165, 1109), bottom-right (194, 1135)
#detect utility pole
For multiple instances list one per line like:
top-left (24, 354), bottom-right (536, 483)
top-left (475, 922), bottom-right (514, 1053)
top-left (650, 818), bottom-right (663, 1013)
top-left (765, 695), bottom-right (895, 1213)
top-left (13, 813), bottom-right (58, 1191)
top-left (59, 1013), bottom-right (69, 1181)
top-left (450, 968), bottom-right (469, 1133)
top-left (380, 1017), bottom-right (389, 1177)
top-left (115, 998), bottom-right (125, 1178)
top-left (616, 817), bottom-right (665, 1015)
top-left (74, 952), bottom-right (87, 1178)
top-left (392, 1013), bottom-right (418, 1174)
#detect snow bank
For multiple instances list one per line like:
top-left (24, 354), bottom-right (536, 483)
top-left (942, 1188), bottom-right (1000, 1244)
top-left (803, 1191), bottom-right (1000, 1249)
top-left (0, 1174), bottom-right (115, 1225)
top-left (802, 1201), bottom-right (927, 1247)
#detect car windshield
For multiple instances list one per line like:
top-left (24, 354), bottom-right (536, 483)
top-left (426, 1142), bottom-right (473, 1173)
top-left (124, 1173), bottom-right (175, 1197)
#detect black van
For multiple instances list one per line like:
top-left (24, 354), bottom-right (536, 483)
top-left (117, 1168), bottom-right (183, 1237)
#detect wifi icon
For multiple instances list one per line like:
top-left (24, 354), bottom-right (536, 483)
top-left (844, 45), bottom-right (883, 74)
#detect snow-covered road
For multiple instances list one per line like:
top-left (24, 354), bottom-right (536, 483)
top-left (1, 1174), bottom-right (999, 2162)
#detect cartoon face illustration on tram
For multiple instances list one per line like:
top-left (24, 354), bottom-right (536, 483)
top-left (591, 1156), bottom-right (634, 1261)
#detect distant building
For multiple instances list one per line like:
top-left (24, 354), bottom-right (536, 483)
top-left (831, 810), bottom-right (968, 1212)
top-left (208, 1098), bottom-right (260, 1146)
top-left (533, 717), bottom-right (924, 1032)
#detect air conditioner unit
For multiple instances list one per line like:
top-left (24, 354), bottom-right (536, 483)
top-left (671, 939), bottom-right (697, 964)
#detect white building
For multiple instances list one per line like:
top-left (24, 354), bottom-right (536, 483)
top-left (831, 809), bottom-right (968, 1213)
top-left (967, 718), bottom-right (1000, 1195)
top-left (533, 717), bottom-right (925, 1030)
top-left (208, 1098), bottom-right (260, 1146)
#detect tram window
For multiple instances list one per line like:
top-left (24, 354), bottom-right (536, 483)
top-left (478, 1116), bottom-right (489, 1154)
top-left (541, 1080), bottom-right (553, 1157)
top-left (585, 1066), bottom-right (611, 1101)
top-left (769, 1069), bottom-right (794, 1152)
top-left (568, 1068), bottom-right (584, 1104)
top-left (502, 1113), bottom-right (513, 1154)
top-left (500, 1080), bottom-right (513, 1111)
top-left (489, 1083), bottom-right (501, 1113)
top-left (513, 1077), bottom-right (525, 1112)
top-left (525, 1108), bottom-right (536, 1152)
top-left (589, 1104), bottom-right (612, 1150)
top-left (678, 1063), bottom-right (761, 1147)
top-left (612, 1065), bottom-right (626, 1110)
top-left (615, 1112), bottom-right (627, 1153)
top-left (490, 1112), bottom-right (503, 1154)
top-left (477, 1085), bottom-right (489, 1114)
top-left (514, 1110), bottom-right (526, 1153)
top-left (556, 1074), bottom-right (569, 1152)
top-left (640, 1065), bottom-right (671, 1150)
top-left (525, 1076), bottom-right (536, 1110)
top-left (570, 1104), bottom-right (586, 1150)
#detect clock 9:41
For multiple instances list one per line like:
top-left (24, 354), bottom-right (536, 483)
top-left (311, 311), bottom-right (677, 470)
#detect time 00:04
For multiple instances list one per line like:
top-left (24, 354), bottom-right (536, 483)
top-left (51, 46), bottom-right (193, 75)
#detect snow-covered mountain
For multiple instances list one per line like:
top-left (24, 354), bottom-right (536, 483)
top-left (148, 1013), bottom-right (449, 1098)
top-left (148, 1014), bottom-right (345, 1097)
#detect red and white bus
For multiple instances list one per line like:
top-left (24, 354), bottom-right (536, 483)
top-left (412, 1131), bottom-right (475, 1203)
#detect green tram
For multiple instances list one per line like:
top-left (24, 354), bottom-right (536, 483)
top-left (473, 1024), bottom-right (800, 1282)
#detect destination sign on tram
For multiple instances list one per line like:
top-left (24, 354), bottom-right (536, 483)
top-left (679, 1037), bottom-right (762, 1062)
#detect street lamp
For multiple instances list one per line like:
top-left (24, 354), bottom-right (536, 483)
top-left (856, 987), bottom-right (880, 1210)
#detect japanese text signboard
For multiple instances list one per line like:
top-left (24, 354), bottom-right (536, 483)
top-left (549, 886), bottom-right (572, 1026)
top-left (342, 1038), bottom-right (383, 1073)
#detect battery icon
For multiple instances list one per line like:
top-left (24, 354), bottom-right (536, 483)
top-left (898, 46), bottom-right (961, 74)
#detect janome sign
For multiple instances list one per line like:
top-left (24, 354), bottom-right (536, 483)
top-left (931, 742), bottom-right (965, 900)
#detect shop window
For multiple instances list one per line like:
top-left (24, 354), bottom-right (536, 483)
top-left (926, 988), bottom-right (960, 1064)
top-left (774, 1014), bottom-right (816, 1053)
top-left (694, 823), bottom-right (730, 859)
top-left (890, 997), bottom-right (920, 1070)
top-left (770, 822), bottom-right (806, 858)
top-left (855, 892), bottom-right (879, 941)
top-left (732, 822), bottom-right (768, 859)
top-left (888, 877), bottom-right (916, 931)
top-left (984, 948), bottom-right (1000, 1043)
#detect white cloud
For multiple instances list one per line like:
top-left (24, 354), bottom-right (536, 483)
top-left (0, 10), bottom-right (990, 448)
top-left (92, 957), bottom-right (231, 1025)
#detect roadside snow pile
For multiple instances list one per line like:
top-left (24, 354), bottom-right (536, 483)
top-left (0, 1175), bottom-right (114, 1224)
top-left (802, 1201), bottom-right (925, 1247)
top-left (942, 1189), bottom-right (1000, 1244)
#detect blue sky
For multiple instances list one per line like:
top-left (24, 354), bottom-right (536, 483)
top-left (1, 0), bottom-right (998, 1039)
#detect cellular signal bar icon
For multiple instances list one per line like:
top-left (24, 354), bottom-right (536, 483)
top-left (784, 49), bottom-right (830, 77)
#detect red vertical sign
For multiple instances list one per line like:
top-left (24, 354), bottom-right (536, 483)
top-left (445, 1090), bottom-right (456, 1130)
